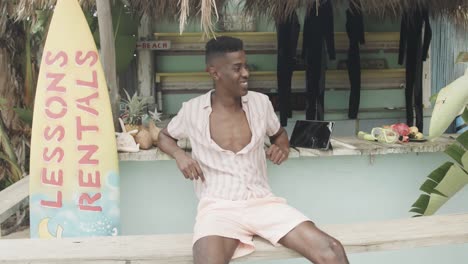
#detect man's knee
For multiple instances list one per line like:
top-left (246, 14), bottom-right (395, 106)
top-left (193, 245), bottom-right (229, 264)
top-left (193, 251), bottom-right (230, 264)
top-left (315, 237), bottom-right (348, 264)
top-left (193, 244), bottom-right (228, 264)
top-left (193, 236), bottom-right (238, 264)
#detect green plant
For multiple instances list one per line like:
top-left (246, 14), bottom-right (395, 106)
top-left (120, 89), bottom-right (149, 130)
top-left (22, 9), bottom-right (52, 108)
top-left (410, 107), bottom-right (468, 216)
top-left (411, 52), bottom-right (468, 216)
top-left (0, 108), bottom-right (22, 185)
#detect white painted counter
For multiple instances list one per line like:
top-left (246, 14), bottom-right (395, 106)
top-left (118, 134), bottom-right (457, 161)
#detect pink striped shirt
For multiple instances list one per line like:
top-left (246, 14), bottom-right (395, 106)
top-left (167, 90), bottom-right (281, 200)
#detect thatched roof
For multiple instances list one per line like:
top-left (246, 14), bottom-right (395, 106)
top-left (0, 0), bottom-right (94, 35)
top-left (244, 0), bottom-right (468, 24)
top-left (2, 0), bottom-right (467, 37)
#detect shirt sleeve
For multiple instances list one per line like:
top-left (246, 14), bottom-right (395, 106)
top-left (167, 102), bottom-right (189, 140)
top-left (265, 98), bottom-right (281, 137)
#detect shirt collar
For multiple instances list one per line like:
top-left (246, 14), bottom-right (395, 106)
top-left (202, 89), bottom-right (249, 110)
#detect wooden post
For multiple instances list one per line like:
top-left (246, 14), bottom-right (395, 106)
top-left (96, 0), bottom-right (120, 131)
top-left (137, 14), bottom-right (154, 99)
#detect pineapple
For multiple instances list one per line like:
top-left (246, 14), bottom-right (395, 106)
top-left (120, 89), bottom-right (149, 132)
top-left (147, 110), bottom-right (162, 147)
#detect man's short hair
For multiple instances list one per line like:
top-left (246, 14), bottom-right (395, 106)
top-left (205, 36), bottom-right (244, 65)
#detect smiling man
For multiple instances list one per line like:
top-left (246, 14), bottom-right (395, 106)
top-left (157, 36), bottom-right (349, 264)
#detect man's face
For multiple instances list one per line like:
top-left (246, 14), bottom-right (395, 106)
top-left (209, 50), bottom-right (250, 97)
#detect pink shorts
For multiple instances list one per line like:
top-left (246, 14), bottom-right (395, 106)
top-left (192, 196), bottom-right (310, 259)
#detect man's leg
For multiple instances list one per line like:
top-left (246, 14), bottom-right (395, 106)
top-left (279, 221), bottom-right (349, 264)
top-left (193, 235), bottom-right (239, 264)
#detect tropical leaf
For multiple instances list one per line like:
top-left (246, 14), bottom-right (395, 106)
top-left (462, 151), bottom-right (468, 169)
top-left (31, 9), bottom-right (51, 36)
top-left (412, 63), bottom-right (468, 216)
top-left (24, 22), bottom-right (34, 107)
top-left (13, 107), bottom-right (33, 126)
top-left (0, 113), bottom-right (17, 164)
top-left (121, 89), bottom-right (148, 125)
top-left (462, 107), bottom-right (468, 124)
top-left (409, 206), bottom-right (425, 215)
top-left (0, 152), bottom-right (22, 183)
top-left (434, 164), bottom-right (468, 198)
top-left (423, 193), bottom-right (450, 216)
top-left (412, 161), bottom-right (468, 216)
top-left (410, 194), bottom-right (429, 212)
top-left (419, 179), bottom-right (438, 194)
top-left (427, 162), bottom-right (453, 183)
top-left (444, 143), bottom-right (465, 166)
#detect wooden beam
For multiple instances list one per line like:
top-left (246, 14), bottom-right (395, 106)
top-left (1, 213), bottom-right (467, 263)
top-left (137, 14), bottom-right (154, 98)
top-left (154, 32), bottom-right (400, 54)
top-left (0, 176), bottom-right (29, 225)
top-left (96, 0), bottom-right (120, 131)
top-left (156, 69), bottom-right (406, 93)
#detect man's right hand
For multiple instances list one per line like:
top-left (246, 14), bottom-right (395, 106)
top-left (173, 150), bottom-right (205, 182)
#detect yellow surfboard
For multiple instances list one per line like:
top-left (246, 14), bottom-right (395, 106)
top-left (30, 0), bottom-right (119, 238)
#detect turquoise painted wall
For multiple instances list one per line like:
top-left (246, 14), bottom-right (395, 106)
top-left (120, 152), bottom-right (468, 263)
top-left (153, 2), bottom-right (408, 117)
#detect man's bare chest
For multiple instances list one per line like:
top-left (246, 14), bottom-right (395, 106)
top-left (209, 111), bottom-right (252, 153)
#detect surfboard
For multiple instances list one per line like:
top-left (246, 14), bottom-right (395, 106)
top-left (29, 0), bottom-right (120, 238)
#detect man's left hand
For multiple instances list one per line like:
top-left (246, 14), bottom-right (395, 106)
top-left (266, 144), bottom-right (289, 165)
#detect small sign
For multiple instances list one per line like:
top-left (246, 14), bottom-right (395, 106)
top-left (136, 40), bottom-right (171, 50)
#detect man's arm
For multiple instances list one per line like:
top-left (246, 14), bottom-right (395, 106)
top-left (158, 128), bottom-right (205, 181)
top-left (266, 127), bottom-right (290, 165)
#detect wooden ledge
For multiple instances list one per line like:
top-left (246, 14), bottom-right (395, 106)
top-left (156, 69), bottom-right (406, 93)
top-left (1, 213), bottom-right (467, 263)
top-left (153, 31), bottom-right (400, 53)
top-left (119, 134), bottom-right (453, 161)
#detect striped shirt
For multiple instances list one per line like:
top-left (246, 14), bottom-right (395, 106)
top-left (167, 90), bottom-right (281, 200)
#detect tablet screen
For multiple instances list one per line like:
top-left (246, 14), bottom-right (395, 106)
top-left (290, 120), bottom-right (334, 150)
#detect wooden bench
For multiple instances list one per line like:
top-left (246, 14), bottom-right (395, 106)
top-left (1, 213), bottom-right (467, 263)
top-left (154, 69), bottom-right (407, 116)
top-left (155, 69), bottom-right (406, 94)
top-left (0, 176), bottom-right (29, 237)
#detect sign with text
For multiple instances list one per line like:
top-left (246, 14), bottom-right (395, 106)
top-left (136, 40), bottom-right (171, 50)
top-left (29, 0), bottom-right (120, 238)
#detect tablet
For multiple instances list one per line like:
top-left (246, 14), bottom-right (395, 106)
top-left (290, 120), bottom-right (334, 150)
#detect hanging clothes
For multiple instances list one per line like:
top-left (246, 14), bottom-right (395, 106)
top-left (276, 11), bottom-right (300, 127)
top-left (346, 1), bottom-right (365, 119)
top-left (398, 8), bottom-right (432, 132)
top-left (302, 0), bottom-right (336, 121)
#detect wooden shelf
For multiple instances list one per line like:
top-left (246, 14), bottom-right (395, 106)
top-left (155, 69), bottom-right (405, 93)
top-left (153, 31), bottom-right (400, 54)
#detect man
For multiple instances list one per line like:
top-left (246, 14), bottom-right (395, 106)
top-left (158, 36), bottom-right (349, 264)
